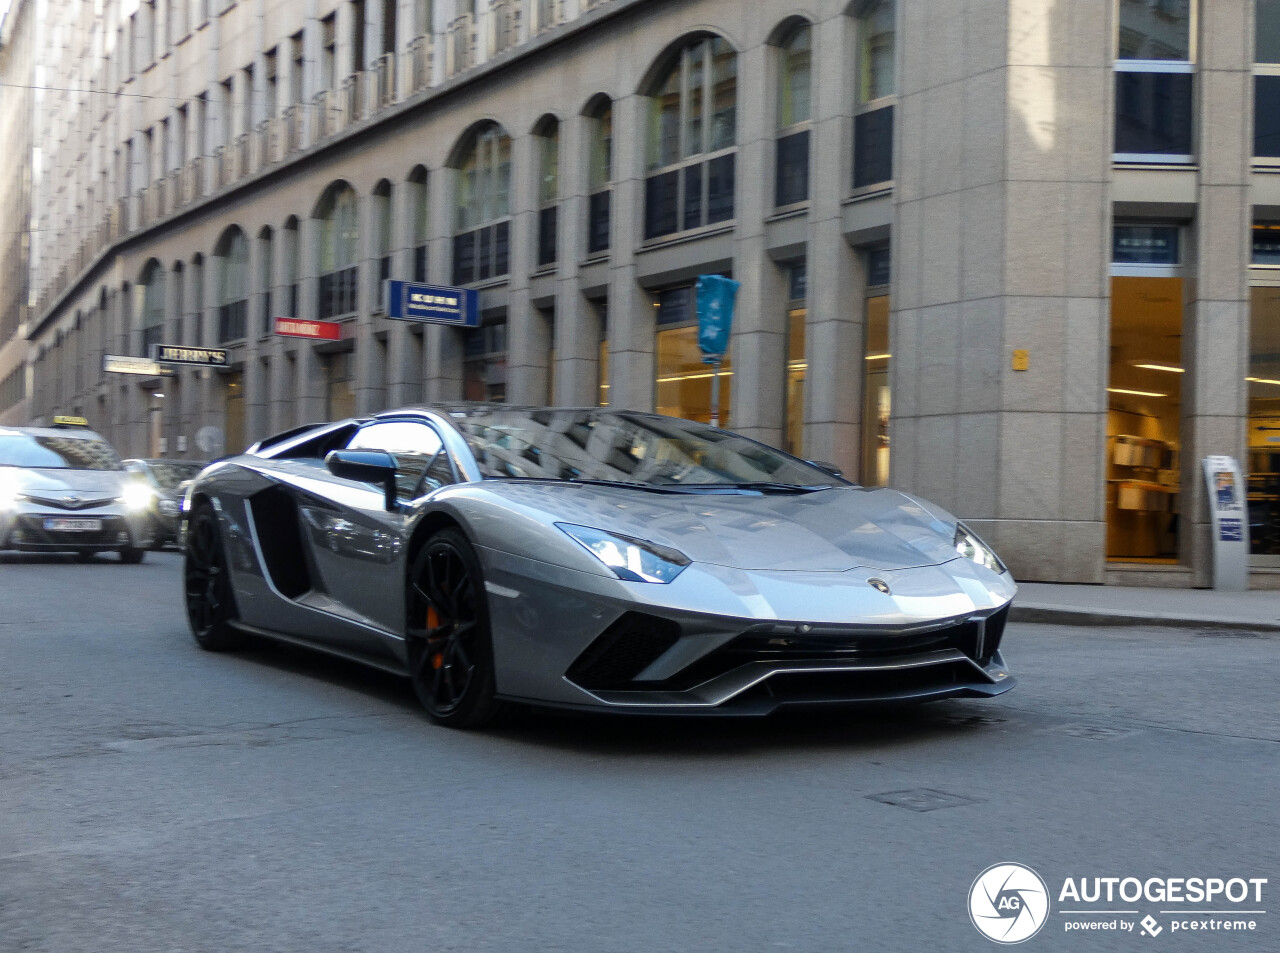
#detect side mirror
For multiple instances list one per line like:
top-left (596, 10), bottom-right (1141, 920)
top-left (326, 449), bottom-right (399, 512)
top-left (806, 460), bottom-right (844, 479)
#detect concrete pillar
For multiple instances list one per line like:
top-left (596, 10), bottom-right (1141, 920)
top-left (296, 217), bottom-right (326, 421)
top-left (507, 131), bottom-right (548, 404)
top-left (354, 189), bottom-right (386, 413)
top-left (387, 171), bottom-right (418, 405)
top-left (1184, 0), bottom-right (1253, 584)
top-left (554, 112), bottom-right (598, 406)
top-left (426, 166), bottom-right (462, 399)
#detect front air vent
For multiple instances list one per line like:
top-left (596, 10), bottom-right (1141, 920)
top-left (248, 486), bottom-right (311, 599)
top-left (980, 605), bottom-right (1010, 663)
top-left (566, 612), bottom-right (682, 690)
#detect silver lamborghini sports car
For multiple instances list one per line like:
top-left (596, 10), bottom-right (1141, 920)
top-left (182, 405), bottom-right (1016, 727)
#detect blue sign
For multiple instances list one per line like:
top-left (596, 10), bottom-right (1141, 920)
top-left (1219, 518), bottom-right (1243, 542)
top-left (695, 275), bottom-right (740, 360)
top-left (384, 280), bottom-right (479, 327)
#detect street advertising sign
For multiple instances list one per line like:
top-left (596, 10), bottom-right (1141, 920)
top-left (102, 354), bottom-right (171, 376)
top-left (1202, 455), bottom-right (1248, 591)
top-left (696, 274), bottom-right (740, 360)
top-left (154, 345), bottom-right (229, 367)
top-left (274, 317), bottom-right (343, 340)
top-left (384, 280), bottom-right (480, 327)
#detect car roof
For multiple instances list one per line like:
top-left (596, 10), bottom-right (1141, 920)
top-left (1, 425), bottom-right (109, 442)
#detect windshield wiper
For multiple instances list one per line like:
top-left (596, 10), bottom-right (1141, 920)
top-left (490, 475), bottom-right (688, 494)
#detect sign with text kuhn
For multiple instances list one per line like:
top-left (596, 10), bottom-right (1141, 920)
top-left (273, 317), bottom-right (343, 341)
top-left (384, 280), bottom-right (480, 327)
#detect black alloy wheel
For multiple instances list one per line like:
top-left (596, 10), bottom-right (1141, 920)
top-left (184, 502), bottom-right (244, 651)
top-left (406, 527), bottom-right (505, 728)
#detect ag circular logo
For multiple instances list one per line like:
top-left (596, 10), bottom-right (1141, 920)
top-left (969, 863), bottom-right (1050, 944)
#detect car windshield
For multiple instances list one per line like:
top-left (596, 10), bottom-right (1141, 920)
top-left (450, 409), bottom-right (839, 488)
top-left (146, 461), bottom-right (204, 490)
top-left (0, 432), bottom-right (124, 470)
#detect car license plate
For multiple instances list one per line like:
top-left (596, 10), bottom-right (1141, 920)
top-left (44, 518), bottom-right (102, 532)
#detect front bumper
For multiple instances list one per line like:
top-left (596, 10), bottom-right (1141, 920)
top-left (0, 506), bottom-right (151, 552)
top-left (482, 546), bottom-right (1017, 714)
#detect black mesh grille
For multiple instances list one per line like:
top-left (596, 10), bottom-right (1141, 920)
top-left (9, 515), bottom-right (128, 547)
top-left (759, 661), bottom-right (973, 704)
top-left (981, 605), bottom-right (1010, 663)
top-left (566, 612), bottom-right (682, 691)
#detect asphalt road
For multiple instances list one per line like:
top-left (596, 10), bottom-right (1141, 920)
top-left (1, 551), bottom-right (1277, 953)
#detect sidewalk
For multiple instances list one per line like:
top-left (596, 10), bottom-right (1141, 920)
top-left (1011, 582), bottom-right (1280, 631)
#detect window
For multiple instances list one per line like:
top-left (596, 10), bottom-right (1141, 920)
top-left (409, 166), bottom-right (430, 282)
top-left (321, 14), bottom-right (337, 90)
top-left (373, 180), bottom-right (394, 287)
top-left (1257, 1), bottom-right (1280, 158)
top-left (315, 182), bottom-right (359, 318)
top-left (644, 36), bottom-right (737, 239)
top-left (775, 22), bottom-right (811, 206)
top-left (861, 247), bottom-right (891, 486)
top-left (654, 285), bottom-right (733, 425)
top-left (191, 254), bottom-right (204, 342)
top-left (216, 227), bottom-right (249, 342)
top-left (853, 2), bottom-right (895, 189)
top-left (1107, 224), bottom-right (1184, 561)
top-left (452, 123), bottom-right (512, 285)
top-left (264, 49), bottom-right (279, 119)
top-left (587, 98), bottom-right (613, 255)
top-left (1248, 281), bottom-right (1280, 557)
top-left (346, 420), bottom-right (448, 498)
top-left (785, 263), bottom-right (806, 455)
top-left (1115, 0), bottom-right (1194, 161)
top-left (858, 1), bottom-right (895, 102)
top-left (283, 217), bottom-right (299, 317)
top-left (259, 227), bottom-right (274, 335)
top-left (536, 117), bottom-right (560, 267)
top-left (139, 260), bottom-right (166, 356)
top-left (463, 321), bottom-right (508, 402)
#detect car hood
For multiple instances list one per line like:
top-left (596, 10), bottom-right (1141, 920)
top-left (487, 482), bottom-right (963, 572)
top-left (8, 467), bottom-right (129, 496)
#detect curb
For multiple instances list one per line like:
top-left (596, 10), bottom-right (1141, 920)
top-left (1010, 605), bottom-right (1280, 633)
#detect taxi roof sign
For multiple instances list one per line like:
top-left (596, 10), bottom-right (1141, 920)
top-left (52, 415), bottom-right (90, 428)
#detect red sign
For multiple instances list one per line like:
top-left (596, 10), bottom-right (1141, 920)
top-left (274, 317), bottom-right (342, 340)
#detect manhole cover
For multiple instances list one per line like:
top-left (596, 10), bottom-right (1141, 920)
top-left (867, 788), bottom-right (982, 812)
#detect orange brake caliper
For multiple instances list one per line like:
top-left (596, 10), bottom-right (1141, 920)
top-left (425, 606), bottom-right (445, 669)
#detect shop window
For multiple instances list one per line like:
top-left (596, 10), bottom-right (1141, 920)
top-left (224, 372), bottom-right (245, 455)
top-left (595, 300), bottom-right (610, 407)
top-left (861, 247), bottom-right (891, 486)
top-left (775, 22), bottom-right (811, 207)
top-left (215, 226), bottom-right (248, 342)
top-left (463, 321), bottom-right (507, 402)
top-left (643, 35), bottom-right (737, 240)
top-left (315, 181), bottom-right (359, 319)
top-left (654, 285), bottom-right (732, 425)
top-left (325, 350), bottom-right (356, 420)
top-left (1253, 224), bottom-right (1280, 265)
top-left (1115, 0), bottom-right (1194, 162)
top-left (1248, 285), bottom-right (1280, 557)
top-left (1107, 225), bottom-right (1184, 561)
top-left (453, 123), bottom-right (512, 285)
top-left (785, 263), bottom-right (807, 455)
top-left (587, 98), bottom-right (613, 255)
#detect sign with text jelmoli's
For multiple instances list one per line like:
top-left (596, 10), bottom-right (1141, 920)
top-left (154, 345), bottom-right (229, 367)
top-left (384, 280), bottom-right (480, 327)
top-left (273, 317), bottom-right (343, 341)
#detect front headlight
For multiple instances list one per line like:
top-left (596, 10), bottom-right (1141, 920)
top-left (0, 470), bottom-right (23, 509)
top-left (954, 523), bottom-right (1006, 574)
top-left (117, 482), bottom-right (154, 512)
top-left (556, 523), bottom-right (691, 584)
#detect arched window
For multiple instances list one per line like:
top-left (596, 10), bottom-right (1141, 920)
top-left (215, 227), bottom-right (249, 341)
top-left (315, 181), bottom-right (359, 318)
top-left (408, 166), bottom-right (430, 282)
top-left (585, 96), bottom-right (612, 254)
top-left (373, 179), bottom-right (393, 286)
top-left (452, 122), bottom-right (511, 285)
top-left (282, 217), bottom-right (300, 317)
top-left (775, 21), bottom-right (812, 206)
top-left (854, 1), bottom-right (896, 188)
top-left (858, 1), bottom-right (896, 102)
top-left (643, 35), bottom-right (737, 239)
top-left (534, 115), bottom-right (559, 267)
top-left (258, 227), bottom-right (274, 336)
top-left (138, 259), bottom-right (166, 355)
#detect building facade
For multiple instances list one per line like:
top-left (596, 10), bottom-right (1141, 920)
top-left (6, 0), bottom-right (1280, 587)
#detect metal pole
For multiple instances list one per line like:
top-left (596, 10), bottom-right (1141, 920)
top-left (709, 358), bottom-right (721, 428)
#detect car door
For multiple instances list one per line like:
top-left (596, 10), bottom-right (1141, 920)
top-left (301, 418), bottom-right (454, 636)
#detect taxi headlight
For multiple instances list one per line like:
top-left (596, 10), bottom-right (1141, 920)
top-left (954, 522), bottom-right (1006, 574)
top-left (0, 471), bottom-right (23, 509)
top-left (117, 482), bottom-right (154, 512)
top-left (556, 523), bottom-right (691, 584)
